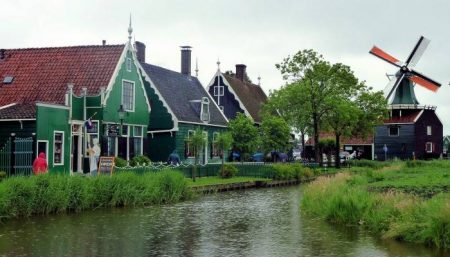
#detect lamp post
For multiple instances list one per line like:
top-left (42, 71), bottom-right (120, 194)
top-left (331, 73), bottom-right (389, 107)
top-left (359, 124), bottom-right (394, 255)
top-left (117, 104), bottom-right (125, 136)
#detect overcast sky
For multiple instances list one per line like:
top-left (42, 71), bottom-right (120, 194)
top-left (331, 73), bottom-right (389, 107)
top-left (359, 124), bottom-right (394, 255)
top-left (2, 0), bottom-right (450, 134)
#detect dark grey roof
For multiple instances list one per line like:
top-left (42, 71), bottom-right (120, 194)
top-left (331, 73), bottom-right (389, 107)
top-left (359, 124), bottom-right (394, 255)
top-left (140, 63), bottom-right (228, 126)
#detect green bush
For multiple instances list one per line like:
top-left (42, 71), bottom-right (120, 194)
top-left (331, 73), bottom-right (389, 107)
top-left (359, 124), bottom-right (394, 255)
top-left (273, 164), bottom-right (295, 180)
top-left (219, 164), bottom-right (238, 178)
top-left (129, 155), bottom-right (152, 167)
top-left (114, 157), bottom-right (128, 167)
top-left (0, 171), bottom-right (191, 220)
top-left (0, 171), bottom-right (6, 182)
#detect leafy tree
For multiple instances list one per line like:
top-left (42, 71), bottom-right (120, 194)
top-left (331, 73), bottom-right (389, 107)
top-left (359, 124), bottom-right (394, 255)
top-left (215, 132), bottom-right (233, 170)
top-left (260, 114), bottom-right (291, 154)
top-left (185, 128), bottom-right (206, 182)
top-left (276, 49), bottom-right (388, 164)
top-left (228, 113), bottom-right (259, 162)
top-left (264, 85), bottom-right (310, 157)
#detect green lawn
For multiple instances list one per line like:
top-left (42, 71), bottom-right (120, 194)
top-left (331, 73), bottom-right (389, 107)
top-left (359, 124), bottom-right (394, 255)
top-left (186, 176), bottom-right (271, 187)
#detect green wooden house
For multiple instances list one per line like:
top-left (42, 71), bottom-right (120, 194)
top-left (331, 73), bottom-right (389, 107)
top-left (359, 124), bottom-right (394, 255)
top-left (135, 43), bottom-right (228, 164)
top-left (0, 31), bottom-right (150, 174)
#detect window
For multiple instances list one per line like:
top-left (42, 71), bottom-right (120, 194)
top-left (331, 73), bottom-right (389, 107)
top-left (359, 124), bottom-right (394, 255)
top-left (133, 126), bottom-right (143, 156)
top-left (186, 130), bottom-right (195, 157)
top-left (427, 126), bottom-right (432, 136)
top-left (85, 121), bottom-right (99, 156)
top-left (389, 127), bottom-right (399, 137)
top-left (212, 132), bottom-right (220, 157)
top-left (122, 81), bottom-right (135, 111)
top-left (3, 76), bottom-right (14, 84)
top-left (213, 85), bottom-right (224, 96)
top-left (126, 58), bottom-right (132, 72)
top-left (121, 125), bottom-right (129, 137)
top-left (426, 142), bottom-right (433, 153)
top-left (53, 131), bottom-right (64, 165)
top-left (200, 97), bottom-right (210, 122)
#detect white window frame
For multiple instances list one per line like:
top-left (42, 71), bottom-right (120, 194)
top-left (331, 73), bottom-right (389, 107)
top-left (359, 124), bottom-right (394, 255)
top-left (53, 131), bottom-right (64, 166)
top-left (427, 126), bottom-right (432, 136)
top-left (200, 97), bottom-right (210, 122)
top-left (126, 58), bottom-right (132, 72)
top-left (122, 80), bottom-right (135, 112)
top-left (133, 126), bottom-right (144, 156)
top-left (85, 120), bottom-right (99, 157)
top-left (212, 132), bottom-right (220, 157)
top-left (213, 85), bottom-right (224, 96)
top-left (426, 142), bottom-right (433, 153)
top-left (36, 140), bottom-right (49, 165)
top-left (388, 126), bottom-right (399, 137)
top-left (186, 130), bottom-right (195, 158)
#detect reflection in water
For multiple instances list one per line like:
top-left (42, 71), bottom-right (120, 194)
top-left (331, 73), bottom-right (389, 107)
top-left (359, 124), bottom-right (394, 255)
top-left (0, 186), bottom-right (447, 257)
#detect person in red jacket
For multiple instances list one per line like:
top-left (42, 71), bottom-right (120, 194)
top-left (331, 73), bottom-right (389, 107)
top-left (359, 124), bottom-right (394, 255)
top-left (33, 152), bottom-right (48, 175)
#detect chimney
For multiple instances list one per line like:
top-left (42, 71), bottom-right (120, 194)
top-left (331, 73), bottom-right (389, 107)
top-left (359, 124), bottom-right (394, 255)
top-left (0, 49), bottom-right (5, 60)
top-left (102, 40), bottom-right (106, 46)
top-left (135, 41), bottom-right (146, 63)
top-left (180, 46), bottom-right (192, 75)
top-left (235, 64), bottom-right (247, 82)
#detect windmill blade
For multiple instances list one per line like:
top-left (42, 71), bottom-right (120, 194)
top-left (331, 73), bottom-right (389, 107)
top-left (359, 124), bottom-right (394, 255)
top-left (405, 36), bottom-right (430, 68)
top-left (386, 73), bottom-right (405, 100)
top-left (409, 69), bottom-right (441, 92)
top-left (369, 46), bottom-right (403, 67)
top-left (383, 75), bottom-right (398, 97)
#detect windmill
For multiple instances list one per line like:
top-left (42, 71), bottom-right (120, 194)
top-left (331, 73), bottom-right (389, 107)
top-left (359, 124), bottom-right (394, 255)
top-left (369, 36), bottom-right (441, 105)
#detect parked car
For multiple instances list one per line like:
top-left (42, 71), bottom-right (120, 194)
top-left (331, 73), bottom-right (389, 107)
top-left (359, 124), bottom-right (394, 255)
top-left (251, 152), bottom-right (264, 162)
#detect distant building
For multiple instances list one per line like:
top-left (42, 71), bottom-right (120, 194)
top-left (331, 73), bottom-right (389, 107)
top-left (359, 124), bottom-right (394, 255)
top-left (136, 43), bottom-right (228, 164)
top-left (207, 64), bottom-right (267, 125)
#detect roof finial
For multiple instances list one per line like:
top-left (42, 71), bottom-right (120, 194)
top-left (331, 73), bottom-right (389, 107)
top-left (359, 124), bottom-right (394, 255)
top-left (217, 58), bottom-right (221, 71)
top-left (195, 58), bottom-right (199, 77)
top-left (128, 14), bottom-right (133, 41)
top-left (258, 76), bottom-right (261, 86)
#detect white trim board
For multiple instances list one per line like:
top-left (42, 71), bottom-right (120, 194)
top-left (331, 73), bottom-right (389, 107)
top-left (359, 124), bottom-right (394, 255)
top-left (0, 103), bottom-right (17, 110)
top-left (179, 120), bottom-right (227, 128)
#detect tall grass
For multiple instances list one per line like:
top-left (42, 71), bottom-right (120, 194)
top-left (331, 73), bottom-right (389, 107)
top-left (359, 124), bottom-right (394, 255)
top-left (301, 173), bottom-right (450, 249)
top-left (0, 170), bottom-right (191, 220)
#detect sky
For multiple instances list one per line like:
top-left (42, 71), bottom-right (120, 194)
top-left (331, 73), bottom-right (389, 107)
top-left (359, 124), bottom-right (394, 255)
top-left (2, 0), bottom-right (450, 134)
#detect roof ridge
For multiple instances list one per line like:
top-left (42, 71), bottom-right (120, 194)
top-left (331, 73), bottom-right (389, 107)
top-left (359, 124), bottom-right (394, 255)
top-left (3, 44), bottom-right (125, 51)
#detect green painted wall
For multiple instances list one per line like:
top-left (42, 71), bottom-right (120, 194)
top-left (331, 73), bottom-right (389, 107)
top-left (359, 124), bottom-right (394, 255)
top-left (36, 105), bottom-right (71, 174)
top-left (141, 74), bottom-right (174, 130)
top-left (71, 96), bottom-right (84, 120)
top-left (147, 132), bottom-right (176, 162)
top-left (103, 50), bottom-right (149, 128)
top-left (176, 123), bottom-right (226, 164)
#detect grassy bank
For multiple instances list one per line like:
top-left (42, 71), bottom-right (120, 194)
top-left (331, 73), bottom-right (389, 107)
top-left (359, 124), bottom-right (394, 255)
top-left (187, 176), bottom-right (271, 187)
top-left (301, 160), bottom-right (450, 249)
top-left (0, 170), bottom-right (191, 220)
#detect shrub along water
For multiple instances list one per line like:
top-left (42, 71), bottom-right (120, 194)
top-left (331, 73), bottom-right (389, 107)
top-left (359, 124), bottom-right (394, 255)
top-left (301, 172), bottom-right (450, 249)
top-left (0, 170), bottom-right (191, 220)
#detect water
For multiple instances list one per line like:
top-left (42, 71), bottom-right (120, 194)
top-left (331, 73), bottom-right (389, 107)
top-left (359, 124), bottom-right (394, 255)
top-left (0, 186), bottom-right (447, 257)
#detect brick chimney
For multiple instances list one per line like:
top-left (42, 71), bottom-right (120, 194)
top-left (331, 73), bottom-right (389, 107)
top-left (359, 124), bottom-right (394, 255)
top-left (180, 46), bottom-right (192, 75)
top-left (0, 49), bottom-right (5, 60)
top-left (135, 41), bottom-right (146, 63)
top-left (235, 64), bottom-right (247, 81)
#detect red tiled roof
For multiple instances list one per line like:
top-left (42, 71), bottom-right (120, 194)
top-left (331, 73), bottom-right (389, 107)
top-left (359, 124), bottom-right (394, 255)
top-left (223, 74), bottom-right (267, 123)
top-left (384, 110), bottom-right (422, 124)
top-left (0, 45), bottom-right (124, 119)
top-left (305, 131), bottom-right (373, 145)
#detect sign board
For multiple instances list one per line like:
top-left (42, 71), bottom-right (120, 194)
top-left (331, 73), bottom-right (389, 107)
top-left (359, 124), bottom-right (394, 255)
top-left (98, 157), bottom-right (115, 175)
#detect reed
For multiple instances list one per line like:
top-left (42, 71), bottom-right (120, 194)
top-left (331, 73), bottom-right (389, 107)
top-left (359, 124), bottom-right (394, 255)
top-left (0, 170), bottom-right (191, 220)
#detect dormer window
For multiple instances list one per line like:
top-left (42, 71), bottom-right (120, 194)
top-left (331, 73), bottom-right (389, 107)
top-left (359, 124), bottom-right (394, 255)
top-left (201, 97), bottom-right (210, 122)
top-left (213, 85), bottom-right (224, 96)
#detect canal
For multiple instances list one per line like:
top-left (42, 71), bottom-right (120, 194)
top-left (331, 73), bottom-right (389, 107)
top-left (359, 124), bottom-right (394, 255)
top-left (0, 185), bottom-right (447, 257)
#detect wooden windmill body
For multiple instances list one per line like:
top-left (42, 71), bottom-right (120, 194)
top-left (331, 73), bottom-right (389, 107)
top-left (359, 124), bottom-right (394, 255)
top-left (370, 36), bottom-right (443, 160)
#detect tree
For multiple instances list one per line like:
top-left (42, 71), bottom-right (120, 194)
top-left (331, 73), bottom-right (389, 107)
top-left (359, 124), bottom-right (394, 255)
top-left (185, 128), bottom-right (206, 182)
top-left (260, 114), bottom-right (291, 155)
top-left (215, 132), bottom-right (233, 171)
top-left (275, 49), bottom-right (387, 166)
top-left (228, 113), bottom-right (259, 162)
top-left (264, 84), bottom-right (310, 158)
